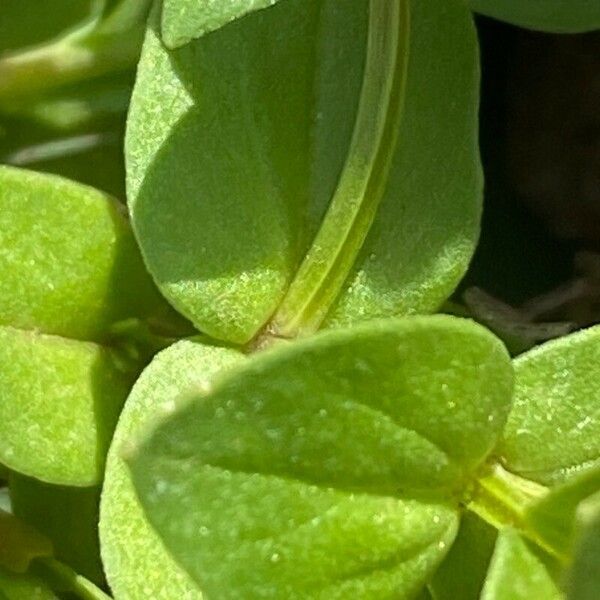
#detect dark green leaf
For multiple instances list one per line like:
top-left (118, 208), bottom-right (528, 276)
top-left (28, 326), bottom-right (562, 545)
top-left (128, 0), bottom-right (482, 344)
top-left (480, 529), bottom-right (562, 600)
top-left (0, 510), bottom-right (52, 574)
top-left (100, 338), bottom-right (244, 599)
top-left (501, 326), bottom-right (600, 486)
top-left (129, 316), bottom-right (512, 598)
top-left (9, 473), bottom-right (104, 585)
top-left (566, 491), bottom-right (600, 600)
top-left (468, 0), bottom-right (600, 33)
top-left (0, 326), bottom-right (136, 486)
top-left (429, 512), bottom-right (497, 600)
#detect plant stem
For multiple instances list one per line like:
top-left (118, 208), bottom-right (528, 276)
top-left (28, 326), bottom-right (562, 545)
top-left (269, 0), bottom-right (410, 339)
top-left (0, 27), bottom-right (143, 102)
top-left (32, 557), bottom-right (111, 600)
top-left (468, 462), bottom-right (567, 562)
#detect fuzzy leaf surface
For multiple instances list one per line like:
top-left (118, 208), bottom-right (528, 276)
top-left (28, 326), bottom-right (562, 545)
top-left (129, 316), bottom-right (513, 598)
top-left (0, 326), bottom-right (135, 486)
top-left (100, 339), bottom-right (244, 599)
top-left (161, 0), bottom-right (281, 48)
top-left (127, 0), bottom-right (481, 344)
top-left (501, 326), bottom-right (600, 486)
top-left (0, 166), bottom-right (183, 343)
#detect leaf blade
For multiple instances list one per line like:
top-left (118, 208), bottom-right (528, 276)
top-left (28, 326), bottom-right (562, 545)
top-left (128, 316), bottom-right (513, 597)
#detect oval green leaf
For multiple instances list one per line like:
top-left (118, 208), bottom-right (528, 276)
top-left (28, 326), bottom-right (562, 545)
top-left (128, 0), bottom-right (482, 344)
top-left (0, 166), bottom-right (185, 343)
top-left (0, 326), bottom-right (136, 486)
top-left (128, 316), bottom-right (512, 598)
top-left (468, 0), bottom-right (600, 33)
top-left (480, 529), bottom-right (561, 600)
top-left (501, 326), bottom-right (600, 486)
top-left (100, 338), bottom-right (244, 599)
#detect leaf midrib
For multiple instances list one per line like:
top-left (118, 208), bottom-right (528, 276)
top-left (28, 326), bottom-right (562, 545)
top-left (268, 0), bottom-right (410, 340)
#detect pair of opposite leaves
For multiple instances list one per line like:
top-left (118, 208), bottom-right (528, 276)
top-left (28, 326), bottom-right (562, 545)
top-left (101, 315), bottom-right (600, 599)
top-left (0, 165), bottom-right (187, 487)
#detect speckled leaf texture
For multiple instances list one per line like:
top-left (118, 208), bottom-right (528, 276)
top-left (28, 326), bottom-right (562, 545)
top-left (129, 316), bottom-right (513, 599)
top-left (100, 339), bottom-right (244, 599)
top-left (127, 0), bottom-right (482, 344)
top-left (0, 326), bottom-right (136, 486)
top-left (500, 326), bottom-right (600, 486)
top-left (480, 529), bottom-right (562, 600)
top-left (161, 0), bottom-right (280, 48)
top-left (0, 166), bottom-right (181, 343)
top-left (468, 0), bottom-right (600, 33)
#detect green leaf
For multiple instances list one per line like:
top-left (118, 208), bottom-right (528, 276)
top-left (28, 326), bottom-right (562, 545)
top-left (9, 473), bottom-right (104, 586)
top-left (0, 166), bottom-right (186, 342)
top-left (480, 529), bottom-right (562, 600)
top-left (128, 0), bottom-right (482, 344)
top-left (468, 0), bottom-right (600, 33)
top-left (429, 512), bottom-right (497, 600)
top-left (161, 0), bottom-right (281, 48)
top-left (128, 316), bottom-right (512, 598)
top-left (567, 491), bottom-right (600, 600)
top-left (100, 338), bottom-right (244, 599)
top-left (0, 510), bottom-right (52, 574)
top-left (0, 565), bottom-right (58, 600)
top-left (500, 326), bottom-right (600, 486)
top-left (0, 326), bottom-right (136, 486)
top-left (525, 466), bottom-right (600, 556)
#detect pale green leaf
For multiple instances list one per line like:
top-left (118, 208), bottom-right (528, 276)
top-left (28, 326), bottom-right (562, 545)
top-left (128, 0), bottom-right (481, 344)
top-left (9, 473), bottom-right (104, 585)
top-left (468, 0), bottom-right (600, 33)
top-left (129, 316), bottom-right (512, 598)
top-left (480, 529), bottom-right (562, 600)
top-left (100, 338), bottom-right (244, 599)
top-left (501, 326), bottom-right (600, 486)
top-left (0, 326), bottom-right (136, 486)
top-left (161, 0), bottom-right (280, 48)
top-left (0, 166), bottom-right (186, 342)
top-left (567, 491), bottom-right (600, 600)
top-left (429, 512), bottom-right (497, 600)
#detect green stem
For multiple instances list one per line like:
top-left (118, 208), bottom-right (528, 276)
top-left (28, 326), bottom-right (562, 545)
top-left (32, 557), bottom-right (111, 600)
top-left (269, 0), bottom-right (410, 339)
top-left (0, 26), bottom-right (143, 101)
top-left (468, 463), bottom-right (567, 562)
